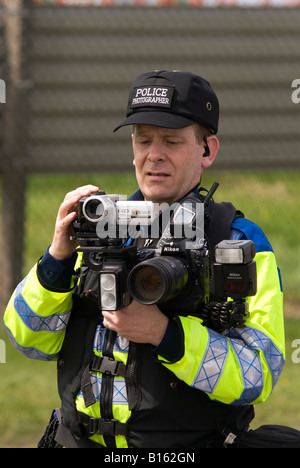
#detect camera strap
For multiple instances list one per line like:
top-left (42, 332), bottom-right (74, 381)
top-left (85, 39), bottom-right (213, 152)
top-left (156, 190), bottom-right (206, 250)
top-left (205, 201), bottom-right (244, 261)
top-left (155, 189), bottom-right (243, 262)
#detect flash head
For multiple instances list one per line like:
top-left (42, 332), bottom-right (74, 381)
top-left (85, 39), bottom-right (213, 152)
top-left (214, 240), bottom-right (257, 300)
top-left (215, 240), bottom-right (256, 264)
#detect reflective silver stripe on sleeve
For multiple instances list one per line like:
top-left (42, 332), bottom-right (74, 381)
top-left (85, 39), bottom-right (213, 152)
top-left (192, 328), bottom-right (228, 393)
top-left (191, 325), bottom-right (284, 405)
top-left (5, 327), bottom-right (58, 361)
top-left (226, 326), bottom-right (285, 405)
top-left (14, 279), bottom-right (71, 333)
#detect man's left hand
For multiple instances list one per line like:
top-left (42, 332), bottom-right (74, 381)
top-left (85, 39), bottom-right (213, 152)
top-left (102, 301), bottom-right (168, 346)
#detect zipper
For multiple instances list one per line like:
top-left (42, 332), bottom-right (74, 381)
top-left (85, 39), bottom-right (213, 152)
top-left (126, 341), bottom-right (142, 411)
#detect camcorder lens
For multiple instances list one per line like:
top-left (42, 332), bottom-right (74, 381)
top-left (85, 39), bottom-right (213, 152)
top-left (128, 256), bottom-right (188, 305)
top-left (83, 197), bottom-right (104, 222)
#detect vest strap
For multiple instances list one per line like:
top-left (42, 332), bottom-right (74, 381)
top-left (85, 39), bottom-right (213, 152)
top-left (78, 412), bottom-right (127, 438)
top-left (81, 365), bottom-right (96, 408)
top-left (80, 354), bottom-right (127, 408)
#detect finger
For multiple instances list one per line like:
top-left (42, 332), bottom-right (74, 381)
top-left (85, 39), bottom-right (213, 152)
top-left (57, 192), bottom-right (91, 222)
top-left (58, 186), bottom-right (100, 221)
top-left (102, 311), bottom-right (116, 326)
top-left (57, 211), bottom-right (77, 234)
top-left (103, 315), bottom-right (114, 330)
top-left (55, 195), bottom-right (80, 223)
top-left (61, 192), bottom-right (84, 211)
top-left (64, 185), bottom-right (99, 202)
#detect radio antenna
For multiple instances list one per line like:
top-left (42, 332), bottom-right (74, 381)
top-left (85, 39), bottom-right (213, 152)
top-left (204, 182), bottom-right (219, 206)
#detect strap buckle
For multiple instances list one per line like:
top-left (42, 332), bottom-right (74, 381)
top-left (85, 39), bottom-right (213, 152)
top-left (81, 415), bottom-right (127, 437)
top-left (90, 355), bottom-right (126, 377)
top-left (223, 431), bottom-right (237, 447)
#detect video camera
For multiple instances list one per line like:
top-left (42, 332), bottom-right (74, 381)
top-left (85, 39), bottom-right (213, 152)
top-left (72, 187), bottom-right (257, 331)
top-left (72, 190), bottom-right (158, 245)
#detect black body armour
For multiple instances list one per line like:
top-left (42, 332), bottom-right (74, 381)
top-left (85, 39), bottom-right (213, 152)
top-left (56, 190), bottom-right (254, 448)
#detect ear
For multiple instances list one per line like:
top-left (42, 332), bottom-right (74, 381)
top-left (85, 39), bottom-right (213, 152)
top-left (201, 135), bottom-right (219, 169)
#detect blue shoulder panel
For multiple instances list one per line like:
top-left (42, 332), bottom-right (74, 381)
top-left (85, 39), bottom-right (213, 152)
top-left (231, 218), bottom-right (273, 253)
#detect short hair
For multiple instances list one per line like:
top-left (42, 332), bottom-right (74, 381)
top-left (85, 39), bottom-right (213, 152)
top-left (193, 123), bottom-right (212, 144)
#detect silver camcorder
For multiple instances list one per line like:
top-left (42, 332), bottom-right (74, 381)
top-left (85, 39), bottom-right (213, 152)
top-left (73, 191), bottom-right (157, 240)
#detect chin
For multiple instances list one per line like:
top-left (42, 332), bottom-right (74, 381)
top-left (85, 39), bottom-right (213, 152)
top-left (141, 183), bottom-right (176, 205)
top-left (146, 194), bottom-right (174, 205)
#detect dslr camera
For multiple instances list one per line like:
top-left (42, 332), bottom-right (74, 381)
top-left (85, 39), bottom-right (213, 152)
top-left (72, 188), bottom-right (257, 331)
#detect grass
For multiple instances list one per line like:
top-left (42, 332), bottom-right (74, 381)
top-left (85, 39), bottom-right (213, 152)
top-left (1, 168), bottom-right (300, 447)
top-left (251, 319), bottom-right (300, 431)
top-left (0, 336), bottom-right (58, 448)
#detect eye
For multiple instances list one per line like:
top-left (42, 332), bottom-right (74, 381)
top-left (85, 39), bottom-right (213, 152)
top-left (137, 139), bottom-right (151, 146)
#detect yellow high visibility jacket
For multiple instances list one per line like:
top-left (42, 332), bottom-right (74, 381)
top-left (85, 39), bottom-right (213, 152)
top-left (4, 216), bottom-right (285, 447)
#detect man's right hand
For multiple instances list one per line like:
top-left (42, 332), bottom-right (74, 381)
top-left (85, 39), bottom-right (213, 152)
top-left (49, 185), bottom-right (99, 261)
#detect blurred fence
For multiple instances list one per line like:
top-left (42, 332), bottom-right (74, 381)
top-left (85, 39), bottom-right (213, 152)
top-left (0, 0), bottom-right (300, 307)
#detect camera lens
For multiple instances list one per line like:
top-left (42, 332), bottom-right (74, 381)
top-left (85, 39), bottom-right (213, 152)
top-left (130, 265), bottom-right (164, 304)
top-left (82, 196), bottom-right (105, 223)
top-left (128, 256), bottom-right (188, 305)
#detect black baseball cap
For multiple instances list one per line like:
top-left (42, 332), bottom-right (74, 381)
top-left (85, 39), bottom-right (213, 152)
top-left (114, 70), bottom-right (219, 134)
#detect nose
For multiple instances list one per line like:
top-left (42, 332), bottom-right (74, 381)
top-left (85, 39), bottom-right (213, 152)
top-left (147, 140), bottom-right (166, 163)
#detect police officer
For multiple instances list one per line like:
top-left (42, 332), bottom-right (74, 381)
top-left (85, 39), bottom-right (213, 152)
top-left (4, 71), bottom-right (285, 448)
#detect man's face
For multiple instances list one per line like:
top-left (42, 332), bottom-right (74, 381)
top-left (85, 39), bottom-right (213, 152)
top-left (132, 124), bottom-right (206, 205)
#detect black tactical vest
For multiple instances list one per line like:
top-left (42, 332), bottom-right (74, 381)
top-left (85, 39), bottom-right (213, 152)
top-left (56, 192), bottom-right (254, 448)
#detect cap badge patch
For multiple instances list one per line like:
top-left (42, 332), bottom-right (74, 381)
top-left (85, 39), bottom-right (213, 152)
top-left (131, 85), bottom-right (174, 108)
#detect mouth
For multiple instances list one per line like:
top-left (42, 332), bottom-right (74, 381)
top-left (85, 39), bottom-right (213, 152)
top-left (147, 172), bottom-right (170, 178)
